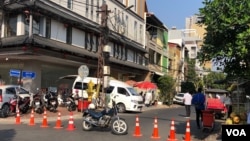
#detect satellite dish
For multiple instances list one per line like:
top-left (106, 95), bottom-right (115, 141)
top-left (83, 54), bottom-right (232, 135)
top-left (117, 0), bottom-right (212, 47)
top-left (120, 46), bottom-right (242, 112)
top-left (78, 65), bottom-right (89, 79)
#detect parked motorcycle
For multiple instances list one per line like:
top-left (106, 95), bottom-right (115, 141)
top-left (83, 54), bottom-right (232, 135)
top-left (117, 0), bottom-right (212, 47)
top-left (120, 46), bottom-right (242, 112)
top-left (8, 94), bottom-right (31, 115)
top-left (31, 89), bottom-right (44, 114)
top-left (65, 93), bottom-right (78, 112)
top-left (43, 91), bottom-right (58, 112)
top-left (58, 93), bottom-right (78, 112)
top-left (82, 99), bottom-right (128, 135)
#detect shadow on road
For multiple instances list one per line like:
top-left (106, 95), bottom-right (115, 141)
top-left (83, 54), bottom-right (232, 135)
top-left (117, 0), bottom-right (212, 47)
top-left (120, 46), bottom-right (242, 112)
top-left (0, 128), bottom-right (16, 141)
top-left (175, 119), bottom-right (222, 140)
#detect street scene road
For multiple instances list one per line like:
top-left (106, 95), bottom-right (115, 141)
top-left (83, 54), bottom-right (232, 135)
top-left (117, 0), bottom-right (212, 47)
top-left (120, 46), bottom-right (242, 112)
top-left (0, 105), bottom-right (222, 141)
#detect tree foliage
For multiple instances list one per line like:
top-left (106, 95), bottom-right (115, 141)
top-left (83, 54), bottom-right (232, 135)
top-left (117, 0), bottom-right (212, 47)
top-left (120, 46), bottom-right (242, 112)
top-left (183, 59), bottom-right (203, 91)
top-left (204, 72), bottom-right (226, 89)
top-left (181, 81), bottom-right (196, 93)
top-left (186, 59), bottom-right (197, 82)
top-left (157, 75), bottom-right (175, 104)
top-left (198, 0), bottom-right (250, 78)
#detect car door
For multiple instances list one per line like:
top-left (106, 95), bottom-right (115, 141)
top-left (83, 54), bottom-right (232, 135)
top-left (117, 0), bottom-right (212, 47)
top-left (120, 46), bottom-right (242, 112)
top-left (5, 87), bottom-right (17, 103)
top-left (115, 87), bottom-right (130, 106)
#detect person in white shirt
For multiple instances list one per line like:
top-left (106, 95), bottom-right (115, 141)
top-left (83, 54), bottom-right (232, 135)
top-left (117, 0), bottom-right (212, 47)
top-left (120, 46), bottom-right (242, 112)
top-left (144, 91), bottom-right (152, 107)
top-left (183, 91), bottom-right (193, 118)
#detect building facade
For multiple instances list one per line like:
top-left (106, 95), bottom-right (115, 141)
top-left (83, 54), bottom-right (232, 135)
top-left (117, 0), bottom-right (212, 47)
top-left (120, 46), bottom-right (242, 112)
top-left (145, 12), bottom-right (168, 82)
top-left (168, 27), bottom-right (186, 92)
top-left (185, 15), bottom-right (211, 71)
top-left (0, 0), bottom-right (149, 92)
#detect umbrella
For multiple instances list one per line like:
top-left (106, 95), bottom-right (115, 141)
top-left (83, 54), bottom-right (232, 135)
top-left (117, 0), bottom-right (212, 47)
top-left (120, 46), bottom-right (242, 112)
top-left (134, 81), bottom-right (157, 89)
top-left (125, 80), bottom-right (137, 86)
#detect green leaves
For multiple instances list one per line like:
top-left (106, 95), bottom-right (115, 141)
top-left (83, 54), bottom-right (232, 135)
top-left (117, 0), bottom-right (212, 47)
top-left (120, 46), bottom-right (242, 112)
top-left (157, 75), bottom-right (175, 103)
top-left (198, 0), bottom-right (250, 77)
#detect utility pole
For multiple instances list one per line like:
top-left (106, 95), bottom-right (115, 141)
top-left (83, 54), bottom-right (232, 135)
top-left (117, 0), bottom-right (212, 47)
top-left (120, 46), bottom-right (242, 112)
top-left (96, 2), bottom-right (111, 107)
top-left (0, 8), bottom-right (3, 48)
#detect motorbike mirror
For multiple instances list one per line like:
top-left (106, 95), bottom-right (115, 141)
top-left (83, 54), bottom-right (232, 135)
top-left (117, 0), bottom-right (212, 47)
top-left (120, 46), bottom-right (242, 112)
top-left (246, 95), bottom-right (250, 99)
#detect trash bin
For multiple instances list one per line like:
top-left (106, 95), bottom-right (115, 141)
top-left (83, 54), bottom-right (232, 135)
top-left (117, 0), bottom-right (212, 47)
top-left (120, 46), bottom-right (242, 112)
top-left (202, 110), bottom-right (215, 131)
top-left (78, 99), bottom-right (91, 112)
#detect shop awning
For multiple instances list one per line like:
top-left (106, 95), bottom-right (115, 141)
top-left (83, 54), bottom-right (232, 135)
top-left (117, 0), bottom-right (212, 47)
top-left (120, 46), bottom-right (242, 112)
top-left (153, 71), bottom-right (164, 76)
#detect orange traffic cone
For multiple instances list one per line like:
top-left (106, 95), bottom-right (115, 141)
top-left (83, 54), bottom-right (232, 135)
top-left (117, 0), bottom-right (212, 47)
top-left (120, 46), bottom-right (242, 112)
top-left (54, 111), bottom-right (63, 129)
top-left (15, 109), bottom-right (21, 125)
top-left (133, 115), bottom-right (142, 137)
top-left (66, 112), bottom-right (75, 131)
top-left (29, 109), bottom-right (35, 126)
top-left (151, 117), bottom-right (160, 139)
top-left (183, 120), bottom-right (191, 141)
top-left (167, 119), bottom-right (178, 141)
top-left (40, 109), bottom-right (49, 128)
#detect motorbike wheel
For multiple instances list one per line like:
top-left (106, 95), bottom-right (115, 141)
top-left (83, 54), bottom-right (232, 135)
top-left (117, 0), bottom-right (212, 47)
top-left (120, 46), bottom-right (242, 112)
top-left (82, 116), bottom-right (93, 131)
top-left (0, 104), bottom-right (10, 118)
top-left (111, 118), bottom-right (128, 135)
top-left (67, 103), bottom-right (76, 112)
top-left (36, 108), bottom-right (44, 114)
top-left (21, 105), bottom-right (30, 114)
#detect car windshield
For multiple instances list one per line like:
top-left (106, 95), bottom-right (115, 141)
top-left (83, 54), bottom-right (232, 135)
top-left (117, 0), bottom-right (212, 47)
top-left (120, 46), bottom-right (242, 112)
top-left (74, 82), bottom-right (88, 90)
top-left (127, 87), bottom-right (140, 96)
top-left (177, 93), bottom-right (184, 97)
top-left (18, 87), bottom-right (30, 95)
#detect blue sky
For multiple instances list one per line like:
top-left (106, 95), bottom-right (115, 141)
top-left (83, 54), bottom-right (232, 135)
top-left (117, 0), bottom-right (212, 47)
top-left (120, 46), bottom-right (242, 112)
top-left (146, 0), bottom-right (204, 29)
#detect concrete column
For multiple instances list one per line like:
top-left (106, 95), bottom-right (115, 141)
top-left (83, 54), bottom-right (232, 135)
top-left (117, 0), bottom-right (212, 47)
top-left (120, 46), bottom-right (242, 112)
top-left (22, 61), bottom-right (41, 93)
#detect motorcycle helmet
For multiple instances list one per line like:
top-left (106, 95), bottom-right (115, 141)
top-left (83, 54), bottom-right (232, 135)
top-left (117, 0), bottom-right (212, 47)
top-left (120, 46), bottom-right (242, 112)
top-left (88, 103), bottom-right (96, 109)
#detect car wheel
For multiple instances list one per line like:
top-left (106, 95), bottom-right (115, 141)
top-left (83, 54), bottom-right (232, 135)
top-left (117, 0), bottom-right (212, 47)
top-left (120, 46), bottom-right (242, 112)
top-left (117, 103), bottom-right (126, 113)
top-left (0, 104), bottom-right (10, 118)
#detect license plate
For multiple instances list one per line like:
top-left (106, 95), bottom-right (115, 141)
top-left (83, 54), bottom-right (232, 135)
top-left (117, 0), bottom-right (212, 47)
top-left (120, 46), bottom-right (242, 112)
top-left (35, 102), bottom-right (40, 105)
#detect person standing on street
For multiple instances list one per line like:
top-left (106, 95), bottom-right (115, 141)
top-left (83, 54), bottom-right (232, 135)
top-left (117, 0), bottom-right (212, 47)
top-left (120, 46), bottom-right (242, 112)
top-left (144, 91), bottom-right (152, 107)
top-left (191, 87), bottom-right (206, 129)
top-left (183, 91), bottom-right (192, 118)
top-left (223, 93), bottom-right (232, 118)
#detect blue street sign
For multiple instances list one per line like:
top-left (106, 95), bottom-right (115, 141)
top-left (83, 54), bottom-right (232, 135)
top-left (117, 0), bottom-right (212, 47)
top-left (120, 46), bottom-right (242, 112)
top-left (22, 71), bottom-right (36, 79)
top-left (9, 69), bottom-right (21, 77)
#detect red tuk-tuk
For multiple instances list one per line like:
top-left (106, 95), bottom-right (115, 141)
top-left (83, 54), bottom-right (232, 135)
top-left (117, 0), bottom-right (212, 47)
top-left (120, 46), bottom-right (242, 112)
top-left (206, 98), bottom-right (227, 119)
top-left (205, 89), bottom-right (228, 119)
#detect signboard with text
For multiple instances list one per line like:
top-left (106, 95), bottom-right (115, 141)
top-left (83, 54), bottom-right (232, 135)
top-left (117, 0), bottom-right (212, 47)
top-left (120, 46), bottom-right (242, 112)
top-left (22, 71), bottom-right (36, 79)
top-left (9, 69), bottom-right (21, 77)
top-left (9, 69), bottom-right (36, 79)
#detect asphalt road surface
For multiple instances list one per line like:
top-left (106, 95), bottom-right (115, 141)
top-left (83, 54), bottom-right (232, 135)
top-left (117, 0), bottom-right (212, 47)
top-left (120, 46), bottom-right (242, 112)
top-left (0, 105), bottom-right (222, 141)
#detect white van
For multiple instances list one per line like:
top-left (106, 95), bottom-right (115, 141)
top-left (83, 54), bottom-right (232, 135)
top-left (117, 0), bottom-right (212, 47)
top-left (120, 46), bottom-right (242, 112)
top-left (70, 76), bottom-right (144, 113)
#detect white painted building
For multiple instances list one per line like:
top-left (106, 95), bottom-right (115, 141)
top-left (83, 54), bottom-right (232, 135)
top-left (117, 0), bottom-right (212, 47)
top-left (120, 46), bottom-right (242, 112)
top-left (0, 0), bottom-right (149, 92)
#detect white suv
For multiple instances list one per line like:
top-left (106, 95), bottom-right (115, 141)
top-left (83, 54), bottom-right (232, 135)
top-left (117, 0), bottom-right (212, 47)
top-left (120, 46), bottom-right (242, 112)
top-left (0, 85), bottom-right (31, 117)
